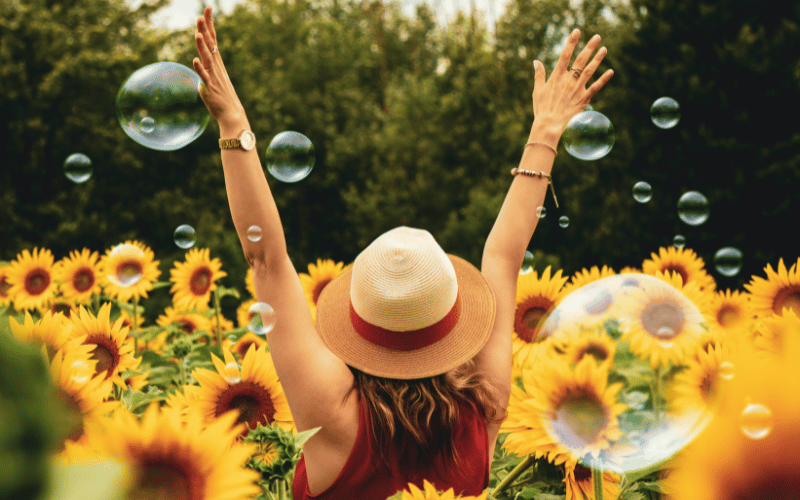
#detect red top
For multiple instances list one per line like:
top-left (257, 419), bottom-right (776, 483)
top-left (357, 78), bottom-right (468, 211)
top-left (292, 392), bottom-right (490, 500)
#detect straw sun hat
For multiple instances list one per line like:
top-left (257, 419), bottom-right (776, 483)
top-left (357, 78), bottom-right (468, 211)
top-left (316, 226), bottom-right (496, 380)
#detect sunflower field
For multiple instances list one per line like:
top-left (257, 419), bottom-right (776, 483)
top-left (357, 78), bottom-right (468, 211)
top-left (2, 240), bottom-right (800, 500)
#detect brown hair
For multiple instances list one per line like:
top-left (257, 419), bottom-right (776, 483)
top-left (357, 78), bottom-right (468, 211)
top-left (344, 359), bottom-right (506, 478)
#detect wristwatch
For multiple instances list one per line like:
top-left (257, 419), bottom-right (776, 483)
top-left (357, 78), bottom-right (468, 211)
top-left (219, 130), bottom-right (256, 151)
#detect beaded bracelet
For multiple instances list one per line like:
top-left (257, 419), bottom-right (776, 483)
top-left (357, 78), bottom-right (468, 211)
top-left (510, 167), bottom-right (560, 208)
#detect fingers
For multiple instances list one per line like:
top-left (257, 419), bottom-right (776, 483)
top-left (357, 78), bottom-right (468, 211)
top-left (587, 68), bottom-right (614, 98)
top-left (533, 60), bottom-right (546, 91)
top-left (571, 34), bottom-right (602, 74)
top-left (204, 6), bottom-right (217, 44)
top-left (580, 45), bottom-right (607, 83)
top-left (192, 57), bottom-right (211, 87)
top-left (194, 31), bottom-right (215, 76)
top-left (555, 29), bottom-right (581, 74)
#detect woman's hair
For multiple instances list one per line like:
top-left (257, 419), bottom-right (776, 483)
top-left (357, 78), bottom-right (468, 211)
top-left (343, 359), bottom-right (506, 477)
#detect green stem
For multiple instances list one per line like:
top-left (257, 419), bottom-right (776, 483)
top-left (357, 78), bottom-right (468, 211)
top-left (278, 480), bottom-right (287, 500)
top-left (592, 467), bottom-right (604, 500)
top-left (492, 455), bottom-right (536, 496)
top-left (133, 296), bottom-right (139, 357)
top-left (179, 358), bottom-right (187, 386)
top-left (213, 289), bottom-right (223, 347)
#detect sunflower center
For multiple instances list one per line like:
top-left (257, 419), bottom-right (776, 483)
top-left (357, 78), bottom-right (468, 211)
top-left (579, 342), bottom-right (610, 362)
top-left (254, 441), bottom-right (279, 466)
top-left (24, 268), bottom-right (50, 295)
top-left (88, 337), bottom-right (120, 377)
top-left (132, 460), bottom-right (201, 500)
top-left (215, 381), bottom-right (276, 430)
top-left (772, 286), bottom-right (800, 316)
top-left (585, 290), bottom-right (613, 315)
top-left (0, 276), bottom-right (11, 297)
top-left (551, 394), bottom-right (609, 451)
top-left (190, 267), bottom-right (213, 296)
top-left (312, 278), bottom-right (333, 305)
top-left (235, 340), bottom-right (257, 356)
top-left (641, 300), bottom-right (685, 341)
top-left (717, 304), bottom-right (741, 328)
top-left (515, 297), bottom-right (555, 343)
top-left (573, 463), bottom-right (593, 481)
top-left (52, 303), bottom-right (72, 317)
top-left (663, 266), bottom-right (689, 285)
top-left (179, 319), bottom-right (199, 334)
top-left (115, 260), bottom-right (143, 286)
top-left (73, 267), bottom-right (95, 292)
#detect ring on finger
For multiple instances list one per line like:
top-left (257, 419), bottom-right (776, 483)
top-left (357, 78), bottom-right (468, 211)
top-left (211, 45), bottom-right (218, 55)
top-left (205, 64), bottom-right (214, 71)
top-left (571, 67), bottom-right (583, 79)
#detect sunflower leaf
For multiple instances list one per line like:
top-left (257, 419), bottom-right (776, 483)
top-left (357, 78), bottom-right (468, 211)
top-left (127, 325), bottom-right (162, 341)
top-left (514, 486), bottom-right (542, 499)
top-left (294, 426), bottom-right (322, 448)
top-left (633, 481), bottom-right (664, 493)
top-left (215, 285), bottom-right (241, 300)
top-left (150, 281), bottom-right (172, 290)
top-left (620, 492), bottom-right (646, 500)
top-left (532, 494), bottom-right (564, 500)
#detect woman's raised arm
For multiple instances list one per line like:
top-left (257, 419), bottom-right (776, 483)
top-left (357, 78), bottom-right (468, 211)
top-left (475, 29), bottom-right (614, 403)
top-left (192, 7), bottom-right (355, 433)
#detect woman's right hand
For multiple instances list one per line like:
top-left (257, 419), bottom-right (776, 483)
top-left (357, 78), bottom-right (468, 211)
top-left (192, 6), bottom-right (247, 131)
top-left (531, 29), bottom-right (614, 135)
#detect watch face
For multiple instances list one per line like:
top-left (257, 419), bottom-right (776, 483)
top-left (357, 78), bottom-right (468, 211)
top-left (240, 131), bottom-right (256, 150)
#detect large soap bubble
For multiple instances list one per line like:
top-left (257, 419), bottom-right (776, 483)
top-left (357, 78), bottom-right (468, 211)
top-left (265, 131), bottom-right (315, 183)
top-left (516, 274), bottom-right (721, 473)
top-left (563, 110), bottom-right (615, 161)
top-left (116, 62), bottom-right (210, 151)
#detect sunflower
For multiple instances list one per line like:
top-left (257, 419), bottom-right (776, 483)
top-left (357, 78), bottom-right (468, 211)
top-left (501, 356), bottom-right (627, 465)
top-left (49, 346), bottom-right (119, 449)
top-left (665, 333), bottom-right (800, 500)
top-left (99, 241), bottom-right (161, 303)
top-left (237, 298), bottom-right (257, 328)
top-left (394, 480), bottom-right (489, 500)
top-left (560, 328), bottom-right (617, 367)
top-left (563, 462), bottom-right (621, 500)
top-left (245, 267), bottom-right (255, 298)
top-left (189, 345), bottom-right (294, 433)
top-left (745, 257), bottom-right (800, 319)
top-left (55, 249), bottom-right (101, 304)
top-left (228, 332), bottom-right (267, 358)
top-left (77, 404), bottom-right (262, 500)
top-left (170, 248), bottom-right (227, 311)
top-left (619, 273), bottom-right (707, 370)
top-left (706, 289), bottom-right (754, 345)
top-left (298, 259), bottom-right (348, 308)
top-left (642, 246), bottom-right (716, 293)
top-left (5, 247), bottom-right (58, 310)
top-left (0, 264), bottom-right (13, 306)
top-left (124, 372), bottom-right (149, 392)
top-left (70, 304), bottom-right (140, 388)
top-left (561, 265), bottom-right (616, 298)
top-left (210, 314), bottom-right (235, 333)
top-left (156, 307), bottom-right (212, 335)
top-left (753, 308), bottom-right (800, 361)
top-left (41, 296), bottom-right (78, 320)
top-left (9, 310), bottom-right (91, 361)
top-left (619, 267), bottom-right (640, 274)
top-left (513, 266), bottom-right (569, 367)
top-left (117, 309), bottom-right (145, 330)
top-left (668, 342), bottom-right (733, 418)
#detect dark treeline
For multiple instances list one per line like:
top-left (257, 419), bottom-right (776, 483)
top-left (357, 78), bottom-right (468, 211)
top-left (2, 0), bottom-right (799, 299)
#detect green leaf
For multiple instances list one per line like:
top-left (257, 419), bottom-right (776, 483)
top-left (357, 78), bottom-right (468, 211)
top-left (533, 494), bottom-right (564, 500)
top-left (620, 492), bottom-right (646, 500)
top-left (215, 285), bottom-right (241, 300)
top-left (633, 481), bottom-right (664, 493)
top-left (44, 458), bottom-right (132, 500)
top-left (150, 281), bottom-right (173, 290)
top-left (120, 388), bottom-right (165, 411)
top-left (513, 487), bottom-right (542, 500)
top-left (294, 426), bottom-right (322, 448)
top-left (127, 325), bottom-right (163, 341)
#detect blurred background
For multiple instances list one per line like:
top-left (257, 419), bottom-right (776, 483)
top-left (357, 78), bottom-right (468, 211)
top-left (2, 0), bottom-right (799, 315)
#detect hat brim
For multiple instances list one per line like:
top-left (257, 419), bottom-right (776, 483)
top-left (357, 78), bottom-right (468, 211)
top-left (315, 254), bottom-right (496, 380)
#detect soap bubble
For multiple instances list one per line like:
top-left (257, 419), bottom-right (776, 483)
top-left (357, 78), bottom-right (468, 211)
top-left (64, 153), bottom-right (93, 184)
top-left (529, 274), bottom-right (714, 472)
top-left (107, 244), bottom-right (144, 287)
top-left (115, 62), bottom-right (210, 151)
top-left (520, 251), bottom-right (536, 275)
top-left (585, 104), bottom-right (593, 111)
top-left (248, 302), bottom-right (276, 335)
top-left (651, 97), bottom-right (681, 129)
top-left (223, 362), bottom-right (242, 384)
top-left (174, 225), bottom-right (196, 249)
top-left (536, 206), bottom-right (546, 219)
top-left (246, 225), bottom-right (263, 242)
top-left (265, 131), bottom-right (315, 182)
top-left (718, 361), bottom-right (734, 381)
top-left (740, 402), bottom-right (773, 439)
top-left (559, 216), bottom-right (570, 228)
top-left (633, 181), bottom-right (652, 203)
top-left (673, 235), bottom-right (686, 249)
top-left (563, 111), bottom-right (615, 161)
top-left (714, 247), bottom-right (743, 277)
top-left (677, 191), bottom-right (710, 226)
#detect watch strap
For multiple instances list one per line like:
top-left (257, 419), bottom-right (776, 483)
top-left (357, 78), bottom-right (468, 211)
top-left (219, 138), bottom-right (241, 149)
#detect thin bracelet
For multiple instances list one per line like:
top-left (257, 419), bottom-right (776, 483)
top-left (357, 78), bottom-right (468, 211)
top-left (524, 141), bottom-right (558, 157)
top-left (510, 167), bottom-right (559, 208)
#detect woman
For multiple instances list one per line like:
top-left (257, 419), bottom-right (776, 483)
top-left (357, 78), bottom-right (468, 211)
top-left (192, 7), bottom-right (613, 498)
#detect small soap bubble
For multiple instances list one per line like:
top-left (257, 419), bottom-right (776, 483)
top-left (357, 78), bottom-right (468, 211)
top-left (115, 62), bottom-right (210, 151)
top-left (174, 225), bottom-right (196, 249)
top-left (718, 361), bottom-right (734, 380)
top-left (633, 181), bottom-right (653, 203)
top-left (71, 360), bottom-right (92, 384)
top-left (677, 191), bottom-right (710, 226)
top-left (227, 334), bottom-right (237, 342)
top-left (223, 362), bottom-right (241, 384)
top-left (520, 251), bottom-right (536, 275)
top-left (740, 402), bottom-right (773, 439)
top-left (559, 215), bottom-right (570, 228)
top-left (714, 247), bottom-right (743, 277)
top-left (651, 97), bottom-right (681, 129)
top-left (536, 206), bottom-right (546, 219)
top-left (248, 302), bottom-right (276, 335)
top-left (266, 131), bottom-right (315, 183)
top-left (563, 111), bottom-right (615, 161)
top-left (107, 244), bottom-right (145, 287)
top-left (140, 116), bottom-right (155, 134)
top-left (673, 235), bottom-right (686, 249)
top-left (64, 153), bottom-right (93, 184)
top-left (246, 225), bottom-right (263, 242)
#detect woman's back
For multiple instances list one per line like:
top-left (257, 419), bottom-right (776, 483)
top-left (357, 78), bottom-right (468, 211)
top-left (292, 389), bottom-right (490, 499)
